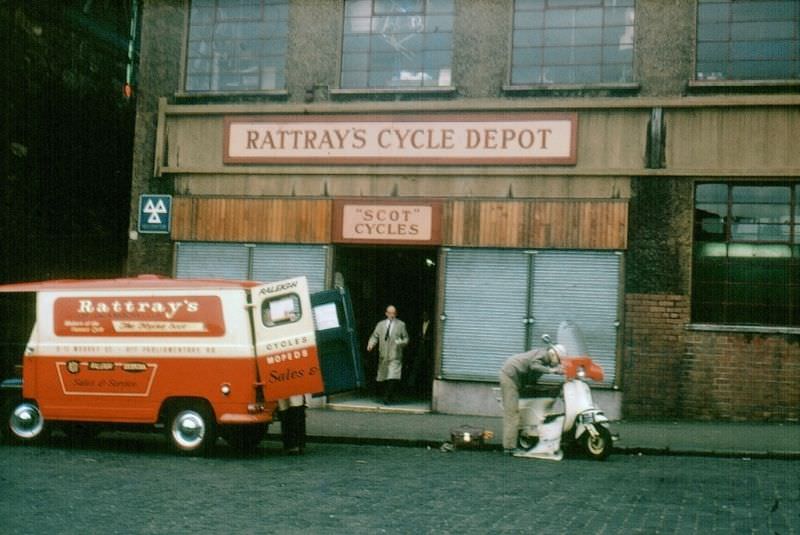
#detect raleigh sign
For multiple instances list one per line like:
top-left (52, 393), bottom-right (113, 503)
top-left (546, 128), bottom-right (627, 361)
top-left (224, 113), bottom-right (577, 165)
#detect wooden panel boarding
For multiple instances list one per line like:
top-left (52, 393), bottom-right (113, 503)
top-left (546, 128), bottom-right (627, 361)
top-left (172, 197), bottom-right (626, 249)
top-left (444, 200), bottom-right (628, 249)
top-left (171, 197), bottom-right (332, 243)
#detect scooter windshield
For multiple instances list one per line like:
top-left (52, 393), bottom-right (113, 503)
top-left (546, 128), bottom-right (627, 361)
top-left (556, 320), bottom-right (589, 357)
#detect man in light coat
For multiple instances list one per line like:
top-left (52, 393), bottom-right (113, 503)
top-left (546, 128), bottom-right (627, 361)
top-left (367, 305), bottom-right (409, 404)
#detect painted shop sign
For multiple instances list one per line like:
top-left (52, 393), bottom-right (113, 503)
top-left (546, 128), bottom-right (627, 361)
top-left (332, 200), bottom-right (442, 245)
top-left (53, 296), bottom-right (225, 337)
top-left (224, 113), bottom-right (577, 165)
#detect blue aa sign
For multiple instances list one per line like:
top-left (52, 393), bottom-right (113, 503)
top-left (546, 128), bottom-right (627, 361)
top-left (138, 194), bottom-right (172, 234)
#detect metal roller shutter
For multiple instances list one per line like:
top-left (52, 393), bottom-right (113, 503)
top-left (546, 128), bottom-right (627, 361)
top-left (440, 248), bottom-right (621, 386)
top-left (175, 242), bottom-right (328, 293)
top-left (174, 242), bottom-right (250, 280)
top-left (530, 251), bottom-right (621, 387)
top-left (441, 248), bottom-right (531, 380)
top-left (251, 244), bottom-right (327, 293)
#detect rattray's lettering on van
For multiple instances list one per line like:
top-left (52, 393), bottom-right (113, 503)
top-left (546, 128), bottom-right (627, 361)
top-left (76, 298), bottom-right (200, 319)
top-left (54, 296), bottom-right (225, 337)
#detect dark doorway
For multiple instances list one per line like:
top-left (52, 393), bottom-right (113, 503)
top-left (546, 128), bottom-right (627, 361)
top-left (333, 246), bottom-right (438, 401)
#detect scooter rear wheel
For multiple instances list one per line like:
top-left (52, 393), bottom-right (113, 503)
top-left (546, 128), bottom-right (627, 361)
top-left (581, 425), bottom-right (612, 460)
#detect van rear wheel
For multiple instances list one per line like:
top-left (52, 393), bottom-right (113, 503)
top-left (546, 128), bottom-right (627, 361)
top-left (166, 403), bottom-right (216, 456)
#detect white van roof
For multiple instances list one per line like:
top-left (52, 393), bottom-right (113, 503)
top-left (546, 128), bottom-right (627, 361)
top-left (0, 275), bottom-right (263, 293)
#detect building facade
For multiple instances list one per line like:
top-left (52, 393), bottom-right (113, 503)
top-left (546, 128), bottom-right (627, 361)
top-left (127, 0), bottom-right (800, 421)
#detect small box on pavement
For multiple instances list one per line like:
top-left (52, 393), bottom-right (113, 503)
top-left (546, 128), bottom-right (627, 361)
top-left (449, 425), bottom-right (494, 448)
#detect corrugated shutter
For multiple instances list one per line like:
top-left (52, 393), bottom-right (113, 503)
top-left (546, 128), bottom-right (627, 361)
top-left (530, 251), bottom-right (620, 387)
top-left (252, 244), bottom-right (327, 293)
top-left (175, 242), bottom-right (328, 292)
top-left (441, 248), bottom-right (531, 380)
top-left (174, 242), bottom-right (250, 280)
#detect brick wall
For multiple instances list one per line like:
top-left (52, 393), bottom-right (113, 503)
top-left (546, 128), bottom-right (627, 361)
top-left (680, 331), bottom-right (800, 421)
top-left (623, 293), bottom-right (800, 422)
top-left (622, 293), bottom-right (689, 418)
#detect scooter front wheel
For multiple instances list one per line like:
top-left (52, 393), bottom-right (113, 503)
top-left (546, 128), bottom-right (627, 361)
top-left (581, 425), bottom-right (612, 460)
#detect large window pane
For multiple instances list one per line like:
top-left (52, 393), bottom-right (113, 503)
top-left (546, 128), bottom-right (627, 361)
top-left (692, 182), bottom-right (800, 327)
top-left (730, 185), bottom-right (792, 241)
top-left (511, 0), bottom-right (635, 85)
top-left (341, 0), bottom-right (453, 89)
top-left (695, 203), bottom-right (727, 240)
top-left (186, 0), bottom-right (288, 92)
top-left (696, 0), bottom-right (800, 81)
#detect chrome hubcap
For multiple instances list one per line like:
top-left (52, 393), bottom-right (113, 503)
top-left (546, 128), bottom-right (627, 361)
top-left (171, 410), bottom-right (206, 450)
top-left (10, 403), bottom-right (44, 439)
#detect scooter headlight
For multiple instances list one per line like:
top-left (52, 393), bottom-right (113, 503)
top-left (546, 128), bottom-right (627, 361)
top-left (576, 366), bottom-right (586, 379)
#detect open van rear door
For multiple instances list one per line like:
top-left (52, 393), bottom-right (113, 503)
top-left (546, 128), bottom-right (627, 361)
top-left (250, 277), bottom-right (324, 401)
top-left (311, 287), bottom-right (365, 394)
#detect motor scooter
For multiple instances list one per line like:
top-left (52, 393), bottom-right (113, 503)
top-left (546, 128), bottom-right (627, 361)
top-left (502, 320), bottom-right (617, 460)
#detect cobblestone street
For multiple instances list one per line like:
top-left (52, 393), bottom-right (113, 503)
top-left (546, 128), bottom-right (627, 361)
top-left (0, 436), bottom-right (797, 534)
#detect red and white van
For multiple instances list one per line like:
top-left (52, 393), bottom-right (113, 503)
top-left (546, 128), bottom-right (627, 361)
top-left (0, 275), bottom-right (327, 455)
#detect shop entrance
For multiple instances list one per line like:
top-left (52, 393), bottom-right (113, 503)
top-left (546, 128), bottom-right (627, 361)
top-left (333, 246), bottom-right (438, 403)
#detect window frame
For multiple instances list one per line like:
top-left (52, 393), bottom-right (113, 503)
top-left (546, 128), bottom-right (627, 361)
top-left (506, 0), bottom-right (637, 89)
top-left (338, 0), bottom-right (456, 92)
top-left (691, 181), bottom-right (800, 329)
top-left (694, 0), bottom-right (800, 84)
top-left (182, 0), bottom-right (290, 95)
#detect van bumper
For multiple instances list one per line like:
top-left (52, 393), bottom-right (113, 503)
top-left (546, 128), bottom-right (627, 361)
top-left (219, 405), bottom-right (274, 424)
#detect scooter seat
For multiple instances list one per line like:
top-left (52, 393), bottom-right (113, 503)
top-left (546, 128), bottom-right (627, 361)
top-left (519, 384), bottom-right (561, 399)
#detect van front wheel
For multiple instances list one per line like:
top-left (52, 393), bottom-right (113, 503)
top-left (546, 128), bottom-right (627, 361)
top-left (166, 403), bottom-right (216, 456)
top-left (4, 400), bottom-right (47, 443)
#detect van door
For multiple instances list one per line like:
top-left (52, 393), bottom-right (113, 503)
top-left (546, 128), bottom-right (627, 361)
top-left (311, 287), bottom-right (365, 394)
top-left (250, 277), bottom-right (324, 401)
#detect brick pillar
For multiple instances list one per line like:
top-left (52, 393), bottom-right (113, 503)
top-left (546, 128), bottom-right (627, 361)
top-left (622, 293), bottom-right (690, 418)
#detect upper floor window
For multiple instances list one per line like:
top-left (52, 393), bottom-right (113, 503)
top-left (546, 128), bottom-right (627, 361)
top-left (510, 0), bottom-right (635, 85)
top-left (693, 182), bottom-right (800, 327)
top-left (185, 0), bottom-right (288, 92)
top-left (341, 0), bottom-right (454, 89)
top-left (696, 0), bottom-right (800, 81)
